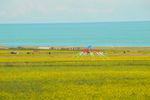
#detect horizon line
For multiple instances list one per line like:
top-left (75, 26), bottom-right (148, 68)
top-left (0, 20), bottom-right (150, 25)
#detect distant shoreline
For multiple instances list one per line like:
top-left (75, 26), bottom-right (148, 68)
top-left (1, 46), bottom-right (150, 47)
top-left (0, 46), bottom-right (150, 52)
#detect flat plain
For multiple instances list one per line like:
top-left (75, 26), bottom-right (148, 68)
top-left (0, 47), bottom-right (150, 100)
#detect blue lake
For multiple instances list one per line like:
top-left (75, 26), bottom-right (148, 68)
top-left (0, 21), bottom-right (150, 47)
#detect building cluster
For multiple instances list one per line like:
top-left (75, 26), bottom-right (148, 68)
top-left (37, 46), bottom-right (81, 51)
top-left (0, 46), bottom-right (83, 51)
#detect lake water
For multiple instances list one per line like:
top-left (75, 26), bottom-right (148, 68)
top-left (0, 21), bottom-right (150, 47)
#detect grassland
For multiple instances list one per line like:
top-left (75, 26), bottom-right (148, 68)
top-left (0, 47), bottom-right (150, 100)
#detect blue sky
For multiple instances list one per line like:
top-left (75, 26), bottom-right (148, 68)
top-left (0, 0), bottom-right (150, 23)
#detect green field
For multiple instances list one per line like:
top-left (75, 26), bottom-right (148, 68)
top-left (0, 48), bottom-right (150, 100)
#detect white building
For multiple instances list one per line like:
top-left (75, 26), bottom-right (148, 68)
top-left (37, 46), bottom-right (51, 50)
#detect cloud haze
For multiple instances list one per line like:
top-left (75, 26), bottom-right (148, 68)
top-left (0, 0), bottom-right (150, 23)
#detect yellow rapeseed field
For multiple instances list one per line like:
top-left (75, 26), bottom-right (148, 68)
top-left (0, 66), bottom-right (150, 100)
top-left (0, 49), bottom-right (150, 100)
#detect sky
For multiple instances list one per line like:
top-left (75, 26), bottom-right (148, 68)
top-left (0, 0), bottom-right (150, 23)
